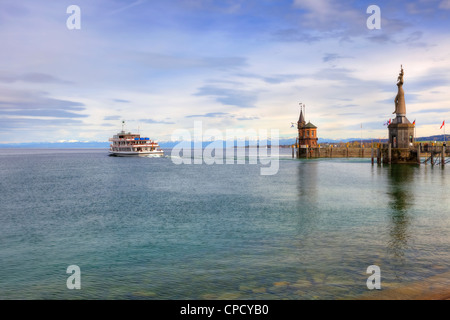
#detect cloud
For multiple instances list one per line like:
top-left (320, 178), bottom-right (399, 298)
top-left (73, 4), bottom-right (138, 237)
top-left (407, 68), bottom-right (450, 92)
top-left (369, 30), bottom-right (434, 47)
top-left (1, 0), bottom-right (449, 142)
top-left (311, 67), bottom-right (358, 82)
top-left (236, 116), bottom-right (259, 120)
top-left (0, 88), bottom-right (85, 111)
top-left (0, 96), bottom-right (85, 111)
top-left (141, 118), bottom-right (175, 124)
top-left (130, 52), bottom-right (247, 71)
top-left (0, 118), bottom-right (83, 131)
top-left (366, 33), bottom-right (393, 44)
top-left (0, 109), bottom-right (87, 118)
top-left (322, 53), bottom-right (353, 63)
top-left (0, 88), bottom-right (86, 120)
top-left (113, 99), bottom-right (130, 103)
top-left (336, 104), bottom-right (359, 108)
top-left (236, 73), bottom-right (300, 84)
top-left (104, 115), bottom-right (122, 120)
top-left (407, 1), bottom-right (449, 14)
top-left (290, 1), bottom-right (422, 45)
top-left (186, 112), bottom-right (230, 118)
top-left (184, 112), bottom-right (259, 121)
top-left (336, 112), bottom-right (363, 116)
top-left (347, 121), bottom-right (388, 130)
top-left (194, 85), bottom-right (258, 108)
top-left (440, 0), bottom-right (450, 9)
top-left (107, 0), bottom-right (147, 15)
top-left (292, 0), bottom-right (362, 32)
top-left (381, 17), bottom-right (411, 34)
top-left (415, 108), bottom-right (449, 114)
top-left (0, 72), bottom-right (72, 84)
top-left (271, 29), bottom-right (322, 43)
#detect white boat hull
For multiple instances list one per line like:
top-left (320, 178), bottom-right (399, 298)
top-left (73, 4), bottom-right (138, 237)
top-left (109, 150), bottom-right (164, 157)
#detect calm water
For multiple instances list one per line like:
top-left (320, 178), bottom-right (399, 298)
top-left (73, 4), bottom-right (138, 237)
top-left (0, 148), bottom-right (449, 300)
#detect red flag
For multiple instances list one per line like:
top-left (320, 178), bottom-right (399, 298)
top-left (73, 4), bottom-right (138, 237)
top-left (440, 120), bottom-right (445, 129)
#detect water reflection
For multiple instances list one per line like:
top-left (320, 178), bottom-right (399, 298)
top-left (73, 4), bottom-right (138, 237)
top-left (295, 161), bottom-right (319, 236)
top-left (386, 164), bottom-right (416, 280)
top-left (296, 161), bottom-right (318, 198)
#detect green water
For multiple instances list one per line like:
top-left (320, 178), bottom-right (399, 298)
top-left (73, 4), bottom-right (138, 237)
top-left (0, 148), bottom-right (449, 299)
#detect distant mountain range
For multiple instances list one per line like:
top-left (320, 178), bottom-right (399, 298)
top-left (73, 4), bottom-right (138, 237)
top-left (1, 134), bottom-right (448, 148)
top-left (414, 135), bottom-right (450, 142)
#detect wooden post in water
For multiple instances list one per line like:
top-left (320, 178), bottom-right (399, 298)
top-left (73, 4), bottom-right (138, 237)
top-left (388, 143), bottom-right (392, 164)
top-left (442, 145), bottom-right (445, 166)
top-left (431, 152), bottom-right (434, 166)
top-left (292, 145), bottom-right (294, 158)
top-left (371, 148), bottom-right (374, 165)
top-left (417, 145), bottom-right (421, 164)
top-left (377, 148), bottom-right (381, 164)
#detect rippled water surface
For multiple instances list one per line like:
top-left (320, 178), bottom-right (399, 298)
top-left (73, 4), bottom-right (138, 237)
top-left (0, 148), bottom-right (449, 299)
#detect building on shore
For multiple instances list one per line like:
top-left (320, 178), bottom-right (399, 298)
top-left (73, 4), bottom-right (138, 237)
top-left (388, 65), bottom-right (415, 149)
top-left (297, 104), bottom-right (318, 148)
top-left (291, 67), bottom-right (446, 165)
top-left (383, 65), bottom-right (419, 164)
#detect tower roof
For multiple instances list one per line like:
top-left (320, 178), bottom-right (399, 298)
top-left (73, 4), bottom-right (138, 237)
top-left (305, 122), bottom-right (317, 128)
top-left (298, 109), bottom-right (305, 124)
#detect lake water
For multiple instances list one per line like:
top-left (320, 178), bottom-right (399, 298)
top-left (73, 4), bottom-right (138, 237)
top-left (0, 148), bottom-right (449, 299)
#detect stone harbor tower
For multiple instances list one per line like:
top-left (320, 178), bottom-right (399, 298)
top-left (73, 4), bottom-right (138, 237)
top-left (297, 104), bottom-right (318, 148)
top-left (383, 65), bottom-right (418, 164)
top-left (388, 65), bottom-right (415, 148)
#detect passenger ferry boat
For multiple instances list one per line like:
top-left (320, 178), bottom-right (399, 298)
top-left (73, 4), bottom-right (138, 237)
top-left (109, 122), bottom-right (164, 157)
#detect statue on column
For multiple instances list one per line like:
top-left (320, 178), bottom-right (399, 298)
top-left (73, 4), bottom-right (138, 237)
top-left (393, 65), bottom-right (406, 115)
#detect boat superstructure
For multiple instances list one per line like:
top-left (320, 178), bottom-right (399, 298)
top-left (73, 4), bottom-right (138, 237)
top-left (109, 124), bottom-right (164, 157)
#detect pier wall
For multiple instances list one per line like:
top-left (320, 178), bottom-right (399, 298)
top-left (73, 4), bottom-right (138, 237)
top-left (296, 147), bottom-right (373, 158)
top-left (381, 147), bottom-right (418, 164)
top-left (293, 145), bottom-right (448, 165)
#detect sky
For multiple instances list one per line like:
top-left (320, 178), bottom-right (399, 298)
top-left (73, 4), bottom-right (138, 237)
top-left (1, 0), bottom-right (450, 143)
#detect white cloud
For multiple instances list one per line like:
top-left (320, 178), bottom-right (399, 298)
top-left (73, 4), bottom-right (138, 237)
top-left (0, 0), bottom-right (449, 143)
top-left (439, 0), bottom-right (450, 9)
top-left (293, 0), bottom-right (362, 32)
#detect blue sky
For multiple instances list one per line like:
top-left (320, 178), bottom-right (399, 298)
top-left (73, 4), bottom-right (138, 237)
top-left (1, 0), bottom-right (449, 143)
